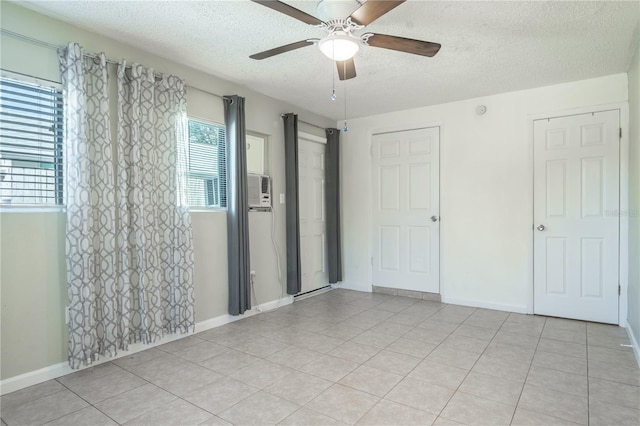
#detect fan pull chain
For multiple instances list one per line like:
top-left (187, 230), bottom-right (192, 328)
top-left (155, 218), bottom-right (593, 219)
top-left (343, 61), bottom-right (348, 132)
top-left (331, 74), bottom-right (336, 101)
top-left (330, 44), bottom-right (337, 101)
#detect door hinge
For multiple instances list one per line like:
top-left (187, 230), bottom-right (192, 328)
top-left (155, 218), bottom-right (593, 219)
top-left (619, 128), bottom-right (622, 139)
top-left (619, 284), bottom-right (621, 295)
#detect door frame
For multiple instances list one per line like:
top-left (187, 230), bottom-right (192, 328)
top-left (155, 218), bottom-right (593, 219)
top-left (367, 121), bottom-right (443, 296)
top-left (297, 131), bottom-right (328, 294)
top-left (527, 102), bottom-right (629, 326)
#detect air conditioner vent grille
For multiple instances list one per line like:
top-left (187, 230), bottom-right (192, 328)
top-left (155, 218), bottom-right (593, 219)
top-left (248, 173), bottom-right (271, 209)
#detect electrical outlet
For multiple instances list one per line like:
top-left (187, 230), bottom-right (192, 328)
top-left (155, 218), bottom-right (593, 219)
top-left (280, 193), bottom-right (285, 204)
top-left (250, 270), bottom-right (256, 277)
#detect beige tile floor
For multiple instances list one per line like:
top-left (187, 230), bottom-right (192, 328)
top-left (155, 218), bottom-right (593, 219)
top-left (2, 289), bottom-right (639, 425)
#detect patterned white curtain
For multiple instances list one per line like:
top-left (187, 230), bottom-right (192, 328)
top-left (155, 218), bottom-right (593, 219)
top-left (116, 62), bottom-right (195, 344)
top-left (61, 44), bottom-right (195, 368)
top-left (59, 43), bottom-right (118, 368)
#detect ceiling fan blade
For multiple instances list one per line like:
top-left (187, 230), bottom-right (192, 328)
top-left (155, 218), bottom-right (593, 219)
top-left (251, 0), bottom-right (324, 26)
top-left (250, 40), bottom-right (317, 60)
top-left (349, 0), bottom-right (405, 26)
top-left (367, 33), bottom-right (441, 57)
top-left (336, 58), bottom-right (356, 81)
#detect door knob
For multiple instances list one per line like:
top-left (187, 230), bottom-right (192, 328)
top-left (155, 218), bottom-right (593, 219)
top-left (536, 224), bottom-right (545, 231)
top-left (430, 216), bottom-right (439, 222)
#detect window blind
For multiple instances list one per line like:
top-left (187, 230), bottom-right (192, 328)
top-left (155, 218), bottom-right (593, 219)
top-left (187, 119), bottom-right (226, 208)
top-left (0, 77), bottom-right (64, 205)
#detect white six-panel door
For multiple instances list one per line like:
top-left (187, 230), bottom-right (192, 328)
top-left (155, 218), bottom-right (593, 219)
top-left (533, 110), bottom-right (620, 324)
top-left (298, 137), bottom-right (328, 294)
top-left (372, 127), bottom-right (440, 293)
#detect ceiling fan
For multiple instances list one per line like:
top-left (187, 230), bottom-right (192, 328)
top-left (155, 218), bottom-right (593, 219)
top-left (249, 0), bottom-right (441, 80)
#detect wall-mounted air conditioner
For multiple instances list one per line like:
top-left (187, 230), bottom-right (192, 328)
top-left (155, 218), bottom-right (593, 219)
top-left (247, 173), bottom-right (271, 209)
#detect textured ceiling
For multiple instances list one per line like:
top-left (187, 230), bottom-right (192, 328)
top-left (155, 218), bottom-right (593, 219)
top-left (18, 0), bottom-right (640, 120)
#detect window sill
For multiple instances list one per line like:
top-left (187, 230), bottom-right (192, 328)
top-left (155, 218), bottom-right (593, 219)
top-left (190, 208), bottom-right (227, 213)
top-left (0, 205), bottom-right (66, 213)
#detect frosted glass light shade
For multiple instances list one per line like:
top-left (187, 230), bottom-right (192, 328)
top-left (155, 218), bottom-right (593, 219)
top-left (319, 33), bottom-right (360, 61)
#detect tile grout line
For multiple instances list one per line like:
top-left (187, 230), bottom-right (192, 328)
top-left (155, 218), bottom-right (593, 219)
top-left (287, 294), bottom-right (395, 424)
top-left (434, 311), bottom-right (512, 424)
top-left (268, 299), bottom-right (449, 424)
top-left (179, 348), bottom-right (285, 424)
top-left (189, 298), bottom-right (399, 426)
top-left (506, 316), bottom-right (547, 425)
top-left (0, 386), bottom-right (68, 423)
top-left (359, 306), bottom-right (496, 423)
top-left (101, 359), bottom-right (228, 424)
top-left (344, 307), bottom-right (542, 424)
top-left (181, 335), bottom-right (329, 424)
top-left (341, 303), bottom-right (450, 424)
top-left (292, 298), bottom-right (427, 424)
top-left (512, 319), bottom-right (596, 425)
top-left (53, 374), bottom-right (125, 426)
top-left (129, 333), bottom-right (308, 425)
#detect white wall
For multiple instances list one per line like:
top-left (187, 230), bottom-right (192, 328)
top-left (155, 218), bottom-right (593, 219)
top-left (627, 37), bottom-right (640, 355)
top-left (0, 2), bottom-right (334, 380)
top-left (340, 74), bottom-right (629, 314)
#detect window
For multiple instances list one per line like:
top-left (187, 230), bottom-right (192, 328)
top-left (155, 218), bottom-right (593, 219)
top-left (187, 119), bottom-right (226, 208)
top-left (0, 76), bottom-right (64, 205)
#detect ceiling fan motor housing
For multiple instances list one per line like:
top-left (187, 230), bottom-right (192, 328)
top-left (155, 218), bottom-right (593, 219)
top-left (316, 0), bottom-right (362, 22)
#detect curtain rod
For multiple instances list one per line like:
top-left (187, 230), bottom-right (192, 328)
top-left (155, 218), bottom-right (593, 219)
top-left (1, 28), bottom-right (224, 100)
top-left (300, 120), bottom-right (328, 131)
top-left (3, 29), bottom-right (329, 127)
top-left (281, 114), bottom-right (327, 131)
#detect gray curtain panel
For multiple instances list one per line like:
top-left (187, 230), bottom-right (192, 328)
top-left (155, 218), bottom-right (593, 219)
top-left (59, 43), bottom-right (117, 368)
top-left (325, 128), bottom-right (343, 283)
top-left (283, 113), bottom-right (301, 295)
top-left (116, 62), bottom-right (196, 344)
top-left (224, 95), bottom-right (252, 315)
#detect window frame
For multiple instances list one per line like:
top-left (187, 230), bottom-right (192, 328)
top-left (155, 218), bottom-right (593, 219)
top-left (246, 132), bottom-right (267, 175)
top-left (186, 117), bottom-right (227, 212)
top-left (0, 70), bottom-right (65, 212)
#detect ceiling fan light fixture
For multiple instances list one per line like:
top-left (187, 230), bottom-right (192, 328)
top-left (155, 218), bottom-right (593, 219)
top-left (319, 32), bottom-right (360, 61)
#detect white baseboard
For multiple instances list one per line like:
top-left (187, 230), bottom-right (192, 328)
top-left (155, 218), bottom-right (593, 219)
top-left (625, 322), bottom-right (640, 368)
top-left (193, 295), bottom-right (293, 332)
top-left (0, 295), bottom-right (293, 396)
top-left (335, 285), bottom-right (528, 315)
top-left (440, 296), bottom-right (528, 314)
top-left (335, 281), bottom-right (372, 293)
